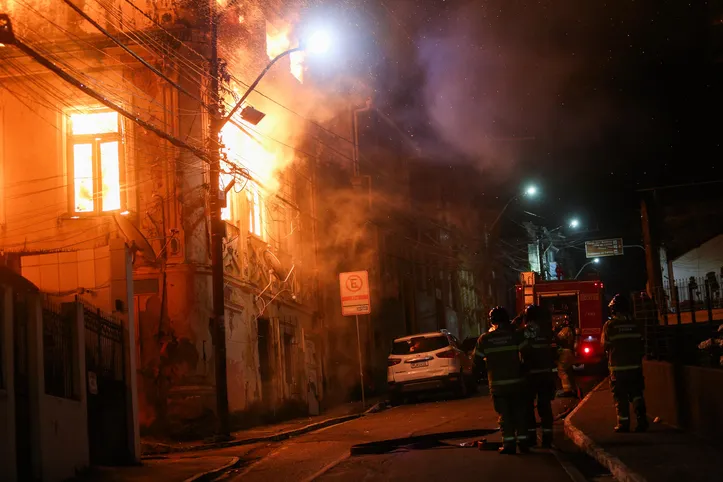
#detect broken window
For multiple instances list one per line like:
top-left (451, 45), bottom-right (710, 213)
top-left (67, 111), bottom-right (124, 214)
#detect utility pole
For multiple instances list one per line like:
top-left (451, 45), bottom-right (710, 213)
top-left (208, 0), bottom-right (230, 438)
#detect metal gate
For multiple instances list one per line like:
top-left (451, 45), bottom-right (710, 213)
top-left (13, 293), bottom-right (33, 480)
top-left (84, 306), bottom-right (129, 465)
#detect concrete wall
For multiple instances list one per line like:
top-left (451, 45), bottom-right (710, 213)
top-left (21, 247), bottom-right (112, 309)
top-left (643, 359), bottom-right (723, 442)
top-left (0, 287), bottom-right (16, 482)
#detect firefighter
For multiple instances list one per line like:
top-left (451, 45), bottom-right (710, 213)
top-left (474, 306), bottom-right (529, 454)
top-left (601, 294), bottom-right (648, 433)
top-left (521, 305), bottom-right (557, 448)
top-left (555, 315), bottom-right (578, 398)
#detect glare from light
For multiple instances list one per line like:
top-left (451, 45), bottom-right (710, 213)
top-left (569, 219), bottom-right (580, 228)
top-left (305, 30), bottom-right (331, 55)
top-left (120, 210), bottom-right (130, 216)
top-left (593, 258), bottom-right (600, 264)
top-left (525, 185), bottom-right (538, 197)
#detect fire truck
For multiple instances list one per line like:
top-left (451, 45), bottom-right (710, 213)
top-left (515, 272), bottom-right (607, 366)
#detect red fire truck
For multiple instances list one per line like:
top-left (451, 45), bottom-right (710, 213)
top-left (515, 272), bottom-right (607, 366)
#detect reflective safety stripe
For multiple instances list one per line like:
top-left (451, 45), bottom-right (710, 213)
top-left (490, 377), bottom-right (524, 387)
top-left (610, 364), bottom-right (641, 371)
top-left (609, 333), bottom-right (641, 341)
top-left (531, 343), bottom-right (552, 349)
top-left (484, 345), bottom-right (520, 354)
top-left (632, 396), bottom-right (643, 402)
top-left (542, 428), bottom-right (553, 433)
top-left (503, 436), bottom-right (516, 442)
top-left (517, 435), bottom-right (528, 440)
top-left (552, 368), bottom-right (558, 373)
top-left (613, 324), bottom-right (637, 330)
top-left (475, 351), bottom-right (485, 358)
top-left (618, 416), bottom-right (629, 421)
top-left (527, 429), bottom-right (537, 433)
top-left (529, 368), bottom-right (553, 374)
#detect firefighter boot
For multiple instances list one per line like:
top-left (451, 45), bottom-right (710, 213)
top-left (541, 431), bottom-right (553, 448)
top-left (498, 444), bottom-right (517, 455)
top-left (614, 419), bottom-right (630, 433)
top-left (633, 396), bottom-right (648, 432)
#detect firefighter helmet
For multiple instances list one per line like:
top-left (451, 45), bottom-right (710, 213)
top-left (489, 306), bottom-right (510, 326)
top-left (524, 304), bottom-right (545, 323)
top-left (608, 293), bottom-right (630, 315)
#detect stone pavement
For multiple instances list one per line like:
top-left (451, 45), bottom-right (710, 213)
top-left (142, 397), bottom-right (386, 456)
top-left (565, 379), bottom-right (723, 482)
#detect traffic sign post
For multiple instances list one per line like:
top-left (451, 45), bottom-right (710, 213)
top-left (339, 271), bottom-right (371, 409)
top-left (585, 238), bottom-right (624, 258)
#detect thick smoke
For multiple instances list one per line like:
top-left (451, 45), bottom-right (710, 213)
top-left (407, 1), bottom-right (635, 176)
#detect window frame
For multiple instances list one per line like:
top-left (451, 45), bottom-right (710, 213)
top-left (66, 110), bottom-right (126, 216)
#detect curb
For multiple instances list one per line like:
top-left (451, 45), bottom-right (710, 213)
top-left (563, 379), bottom-right (647, 482)
top-left (183, 456), bottom-right (240, 482)
top-left (143, 401), bottom-right (388, 457)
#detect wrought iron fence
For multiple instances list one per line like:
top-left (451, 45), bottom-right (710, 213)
top-left (82, 303), bottom-right (124, 382)
top-left (42, 301), bottom-right (75, 399)
top-left (633, 291), bottom-right (721, 365)
top-left (658, 272), bottom-right (723, 323)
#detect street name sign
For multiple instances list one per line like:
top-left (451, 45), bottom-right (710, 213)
top-left (339, 271), bottom-right (371, 316)
top-left (585, 238), bottom-right (624, 258)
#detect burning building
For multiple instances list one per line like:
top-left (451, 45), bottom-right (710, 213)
top-left (0, 0), bottom-right (357, 439)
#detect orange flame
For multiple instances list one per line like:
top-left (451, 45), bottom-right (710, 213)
top-left (266, 21), bottom-right (303, 83)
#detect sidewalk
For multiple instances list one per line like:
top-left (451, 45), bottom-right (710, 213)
top-left (142, 397), bottom-right (386, 456)
top-left (76, 455), bottom-right (239, 482)
top-left (565, 379), bottom-right (723, 482)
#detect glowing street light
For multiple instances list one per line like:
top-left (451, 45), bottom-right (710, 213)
top-left (575, 258), bottom-right (601, 279)
top-left (525, 185), bottom-right (538, 197)
top-left (304, 30), bottom-right (332, 55)
top-left (569, 218), bottom-right (580, 229)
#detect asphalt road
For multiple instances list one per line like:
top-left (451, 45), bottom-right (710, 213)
top-left (215, 374), bottom-right (610, 482)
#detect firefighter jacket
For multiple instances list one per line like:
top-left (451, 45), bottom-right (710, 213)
top-left (474, 325), bottom-right (525, 393)
top-left (556, 326), bottom-right (574, 350)
top-left (601, 314), bottom-right (644, 372)
top-left (521, 322), bottom-right (558, 375)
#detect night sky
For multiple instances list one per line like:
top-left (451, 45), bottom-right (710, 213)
top-left (311, 0), bottom-right (723, 294)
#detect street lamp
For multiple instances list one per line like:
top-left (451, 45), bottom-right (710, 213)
top-left (569, 218), bottom-right (580, 229)
top-left (575, 258), bottom-right (600, 279)
top-left (221, 29), bottom-right (331, 131)
top-left (488, 184), bottom-right (539, 234)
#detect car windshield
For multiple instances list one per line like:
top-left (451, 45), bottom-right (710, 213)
top-left (391, 335), bottom-right (449, 355)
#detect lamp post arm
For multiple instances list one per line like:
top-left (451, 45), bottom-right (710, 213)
top-left (488, 195), bottom-right (519, 234)
top-left (220, 47), bottom-right (303, 131)
top-left (575, 261), bottom-right (596, 279)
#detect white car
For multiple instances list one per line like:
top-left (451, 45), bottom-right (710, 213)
top-left (387, 330), bottom-right (475, 405)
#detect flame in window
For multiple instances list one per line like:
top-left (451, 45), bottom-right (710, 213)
top-left (100, 141), bottom-right (121, 211)
top-left (73, 143), bottom-right (94, 213)
top-left (70, 111), bottom-right (118, 135)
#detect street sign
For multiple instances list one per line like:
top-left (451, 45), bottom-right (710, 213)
top-left (585, 238), bottom-right (624, 258)
top-left (339, 271), bottom-right (371, 316)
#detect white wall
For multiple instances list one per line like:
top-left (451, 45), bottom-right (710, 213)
top-left (672, 235), bottom-right (723, 280)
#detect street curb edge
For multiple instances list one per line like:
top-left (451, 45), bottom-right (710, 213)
top-left (143, 401), bottom-right (388, 457)
top-left (182, 456), bottom-right (239, 482)
top-left (563, 379), bottom-right (647, 482)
